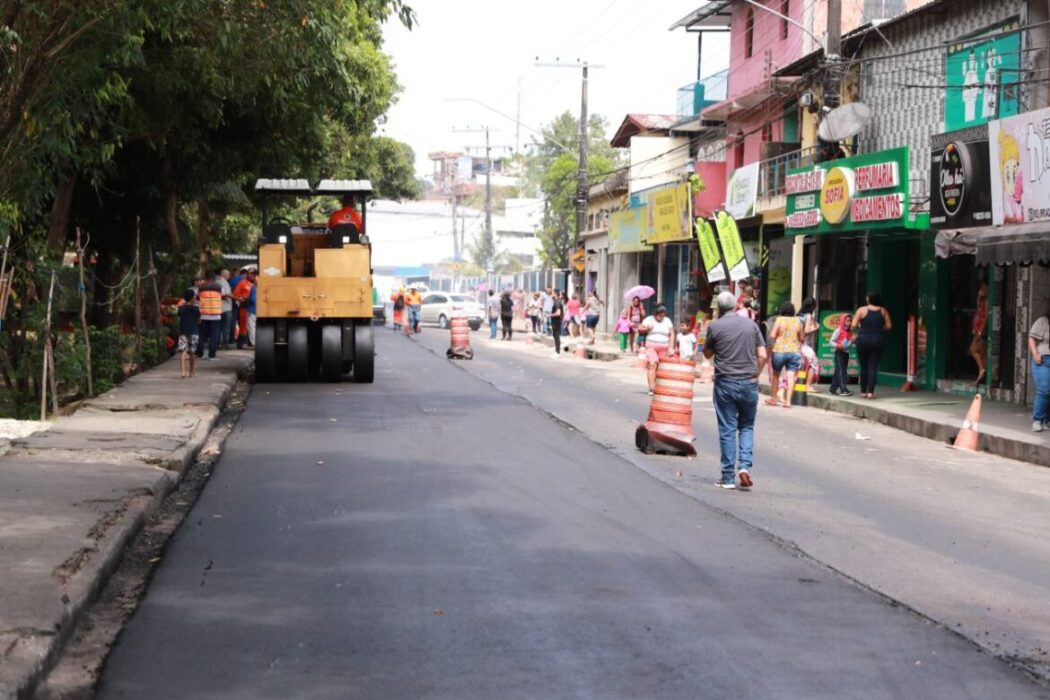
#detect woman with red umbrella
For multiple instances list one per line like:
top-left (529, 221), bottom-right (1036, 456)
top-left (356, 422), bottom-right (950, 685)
top-left (622, 285), bottom-right (654, 353)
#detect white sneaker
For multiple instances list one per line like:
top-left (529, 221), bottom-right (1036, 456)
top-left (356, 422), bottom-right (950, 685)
top-left (1035, 421), bottom-right (1046, 433)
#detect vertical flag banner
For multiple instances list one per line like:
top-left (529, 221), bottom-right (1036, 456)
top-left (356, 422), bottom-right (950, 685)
top-left (714, 211), bottom-right (749, 281)
top-left (695, 218), bottom-right (726, 283)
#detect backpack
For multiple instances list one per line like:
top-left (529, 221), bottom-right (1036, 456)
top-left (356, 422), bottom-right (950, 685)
top-left (394, 295), bottom-right (405, 311)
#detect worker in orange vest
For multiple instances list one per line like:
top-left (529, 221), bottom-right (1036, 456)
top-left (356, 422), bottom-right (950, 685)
top-left (328, 195), bottom-right (363, 234)
top-left (195, 272), bottom-right (224, 360)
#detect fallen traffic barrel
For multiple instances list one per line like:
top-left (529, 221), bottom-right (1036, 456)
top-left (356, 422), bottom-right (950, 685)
top-left (447, 307), bottom-right (474, 360)
top-left (636, 356), bottom-right (697, 456)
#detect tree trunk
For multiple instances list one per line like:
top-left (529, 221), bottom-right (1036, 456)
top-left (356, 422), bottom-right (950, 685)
top-left (197, 202), bottom-right (213, 276)
top-left (158, 143), bottom-right (184, 299)
top-left (45, 173), bottom-right (77, 253)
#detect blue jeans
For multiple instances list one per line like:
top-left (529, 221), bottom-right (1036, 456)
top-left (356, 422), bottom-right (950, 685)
top-left (489, 317), bottom-right (498, 339)
top-left (221, 310), bottom-right (234, 346)
top-left (1033, 357), bottom-right (1050, 423)
top-left (713, 378), bottom-right (759, 483)
top-left (408, 304), bottom-right (421, 331)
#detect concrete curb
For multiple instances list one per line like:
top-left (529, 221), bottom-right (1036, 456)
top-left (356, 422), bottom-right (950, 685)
top-left (0, 355), bottom-right (253, 698)
top-left (761, 385), bottom-right (1050, 468)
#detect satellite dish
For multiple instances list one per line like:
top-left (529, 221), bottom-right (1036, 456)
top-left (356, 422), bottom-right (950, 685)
top-left (818, 102), bottom-right (872, 142)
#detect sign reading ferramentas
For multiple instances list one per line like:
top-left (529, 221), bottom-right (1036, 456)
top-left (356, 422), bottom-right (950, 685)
top-left (785, 147), bottom-right (912, 236)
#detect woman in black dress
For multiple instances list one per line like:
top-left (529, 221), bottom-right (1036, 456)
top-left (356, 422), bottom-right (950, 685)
top-left (850, 292), bottom-right (893, 399)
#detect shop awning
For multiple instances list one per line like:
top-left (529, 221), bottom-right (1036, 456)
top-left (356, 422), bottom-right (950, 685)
top-left (935, 224), bottom-right (1050, 264)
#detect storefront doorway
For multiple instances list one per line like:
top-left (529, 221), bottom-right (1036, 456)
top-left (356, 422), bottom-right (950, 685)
top-left (945, 256), bottom-right (986, 380)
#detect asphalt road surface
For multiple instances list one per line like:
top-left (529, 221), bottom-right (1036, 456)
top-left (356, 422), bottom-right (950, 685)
top-left (98, 332), bottom-right (1047, 699)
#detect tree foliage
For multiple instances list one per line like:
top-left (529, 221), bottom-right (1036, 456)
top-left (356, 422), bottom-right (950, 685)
top-left (0, 0), bottom-right (417, 415)
top-left (524, 111), bottom-right (619, 269)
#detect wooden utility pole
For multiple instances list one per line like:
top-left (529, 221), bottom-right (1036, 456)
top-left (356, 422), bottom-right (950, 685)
top-left (534, 60), bottom-right (603, 291)
top-left (40, 270), bottom-right (57, 420)
top-left (134, 215), bottom-right (142, 357)
top-left (149, 245), bottom-right (164, 357)
top-left (0, 234), bottom-right (10, 332)
top-left (76, 227), bottom-right (93, 397)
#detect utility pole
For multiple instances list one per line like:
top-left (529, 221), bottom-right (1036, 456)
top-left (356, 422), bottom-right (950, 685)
top-left (515, 77), bottom-right (522, 155)
top-left (454, 127), bottom-right (511, 272)
top-left (534, 59), bottom-right (602, 291)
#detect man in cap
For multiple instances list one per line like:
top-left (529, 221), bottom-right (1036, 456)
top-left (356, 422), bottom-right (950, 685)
top-left (328, 194), bottom-right (364, 234)
top-left (703, 290), bottom-right (768, 490)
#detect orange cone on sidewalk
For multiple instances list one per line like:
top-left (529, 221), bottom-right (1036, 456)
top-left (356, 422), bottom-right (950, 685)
top-left (952, 394), bottom-right (982, 452)
top-left (574, 343), bottom-right (586, 358)
top-left (636, 356), bottom-right (697, 456)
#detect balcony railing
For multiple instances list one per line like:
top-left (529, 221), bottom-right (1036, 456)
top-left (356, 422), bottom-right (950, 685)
top-left (757, 145), bottom-right (819, 199)
top-left (676, 69), bottom-right (729, 117)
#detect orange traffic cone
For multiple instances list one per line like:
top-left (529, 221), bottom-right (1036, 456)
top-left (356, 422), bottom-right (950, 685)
top-left (574, 342), bottom-right (586, 358)
top-left (951, 394), bottom-right (982, 452)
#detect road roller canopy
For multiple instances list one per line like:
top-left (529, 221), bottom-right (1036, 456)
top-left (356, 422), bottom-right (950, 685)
top-left (254, 179), bottom-right (373, 195)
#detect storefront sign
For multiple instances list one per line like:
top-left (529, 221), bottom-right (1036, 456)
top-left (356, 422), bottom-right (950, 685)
top-left (815, 311), bottom-right (858, 378)
top-left (608, 208), bottom-right (653, 254)
top-left (643, 183), bottom-right (692, 244)
top-left (785, 147), bottom-right (911, 236)
top-left (945, 25), bottom-right (1021, 131)
top-left (929, 125), bottom-right (992, 228)
top-left (713, 211), bottom-right (749, 281)
top-left (990, 105), bottom-right (1050, 225)
top-left (695, 218), bottom-right (726, 283)
top-left (724, 162), bottom-right (759, 219)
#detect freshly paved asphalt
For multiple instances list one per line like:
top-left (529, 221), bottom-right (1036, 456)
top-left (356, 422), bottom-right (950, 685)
top-left (98, 332), bottom-right (1047, 699)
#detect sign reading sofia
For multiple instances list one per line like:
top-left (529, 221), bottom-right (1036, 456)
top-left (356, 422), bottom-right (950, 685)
top-left (929, 125), bottom-right (992, 228)
top-left (785, 147), bottom-right (911, 236)
top-left (989, 105), bottom-right (1050, 225)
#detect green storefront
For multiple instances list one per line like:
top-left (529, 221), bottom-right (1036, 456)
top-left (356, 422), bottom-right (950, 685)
top-left (785, 147), bottom-right (945, 390)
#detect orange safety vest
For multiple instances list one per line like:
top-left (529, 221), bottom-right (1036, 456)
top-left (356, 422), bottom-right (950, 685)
top-left (198, 289), bottom-right (222, 317)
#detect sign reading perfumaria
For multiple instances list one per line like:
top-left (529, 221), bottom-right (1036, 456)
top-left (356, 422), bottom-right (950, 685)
top-left (785, 147), bottom-right (911, 236)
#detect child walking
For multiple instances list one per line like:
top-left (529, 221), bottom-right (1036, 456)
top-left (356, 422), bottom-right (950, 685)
top-left (178, 289), bottom-right (200, 378)
top-left (677, 320), bottom-right (698, 360)
top-left (829, 313), bottom-right (854, 396)
top-left (615, 310), bottom-right (633, 352)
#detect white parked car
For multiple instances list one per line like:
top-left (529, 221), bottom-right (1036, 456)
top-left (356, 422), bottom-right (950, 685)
top-left (420, 293), bottom-right (483, 330)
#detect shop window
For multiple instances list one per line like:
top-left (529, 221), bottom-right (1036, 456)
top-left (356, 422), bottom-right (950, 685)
top-left (745, 8), bottom-right (754, 58)
top-left (781, 0), bottom-right (789, 40)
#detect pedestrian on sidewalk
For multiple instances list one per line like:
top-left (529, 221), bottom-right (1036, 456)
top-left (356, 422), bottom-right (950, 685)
top-left (639, 305), bottom-right (676, 395)
top-left (233, 269), bottom-right (255, 348)
top-left (767, 301), bottom-right (804, 408)
top-left (677, 320), bottom-right (697, 361)
top-left (218, 269), bottom-right (234, 350)
top-left (1028, 303), bottom-right (1050, 432)
top-left (527, 292), bottom-right (543, 334)
top-left (704, 291), bottom-right (767, 490)
top-left (177, 289), bottom-right (200, 378)
top-left (486, 290), bottom-right (499, 339)
top-left (972, 282), bottom-right (989, 385)
top-left (549, 291), bottom-right (565, 354)
top-left (567, 293), bottom-right (582, 339)
top-left (829, 313), bottom-right (855, 396)
top-left (195, 273), bottom-right (223, 360)
top-left (583, 291), bottom-right (602, 344)
top-left (500, 290), bottom-right (514, 341)
top-left (624, 296), bottom-right (645, 352)
top-left (851, 292), bottom-right (893, 399)
top-left (391, 288), bottom-right (406, 331)
top-left (542, 286), bottom-right (554, 334)
top-left (615, 310), bottom-right (632, 352)
top-left (406, 286), bottom-right (423, 333)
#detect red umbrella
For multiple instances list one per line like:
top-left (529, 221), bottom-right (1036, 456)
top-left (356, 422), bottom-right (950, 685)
top-left (623, 284), bottom-right (656, 301)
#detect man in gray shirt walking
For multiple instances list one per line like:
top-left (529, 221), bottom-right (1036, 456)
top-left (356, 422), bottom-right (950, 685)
top-left (703, 291), bottom-right (768, 490)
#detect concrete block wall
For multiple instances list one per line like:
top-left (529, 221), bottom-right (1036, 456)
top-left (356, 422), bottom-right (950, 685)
top-left (855, 0), bottom-right (1024, 208)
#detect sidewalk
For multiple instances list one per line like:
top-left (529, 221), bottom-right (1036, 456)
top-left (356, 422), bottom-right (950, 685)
top-left (0, 351), bottom-right (252, 697)
top-left (760, 381), bottom-right (1050, 468)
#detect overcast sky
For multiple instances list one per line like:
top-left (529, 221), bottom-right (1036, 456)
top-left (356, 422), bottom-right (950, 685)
top-left (380, 0), bottom-right (731, 177)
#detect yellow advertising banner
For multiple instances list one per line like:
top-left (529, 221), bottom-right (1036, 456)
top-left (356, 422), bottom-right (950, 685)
top-left (643, 183), bottom-right (693, 244)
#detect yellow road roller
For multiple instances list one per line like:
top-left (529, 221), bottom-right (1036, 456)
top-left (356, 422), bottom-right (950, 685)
top-left (253, 178), bottom-right (374, 383)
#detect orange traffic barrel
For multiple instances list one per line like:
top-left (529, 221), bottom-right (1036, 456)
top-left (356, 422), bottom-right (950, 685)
top-left (447, 311), bottom-right (473, 360)
top-left (636, 356), bottom-right (697, 456)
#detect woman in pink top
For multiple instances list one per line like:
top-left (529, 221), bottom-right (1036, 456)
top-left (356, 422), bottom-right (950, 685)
top-left (566, 294), bottom-right (583, 338)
